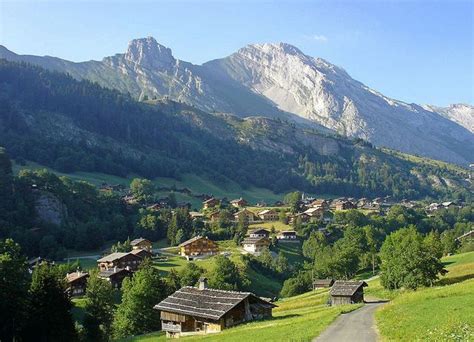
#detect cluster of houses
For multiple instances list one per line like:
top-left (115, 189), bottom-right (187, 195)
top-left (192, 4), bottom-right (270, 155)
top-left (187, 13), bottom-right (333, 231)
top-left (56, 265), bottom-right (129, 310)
top-left (65, 238), bottom-right (154, 296)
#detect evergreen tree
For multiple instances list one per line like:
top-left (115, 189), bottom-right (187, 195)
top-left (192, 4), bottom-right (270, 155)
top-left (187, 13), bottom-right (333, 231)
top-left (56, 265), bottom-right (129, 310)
top-left (112, 261), bottom-right (166, 339)
top-left (23, 263), bottom-right (77, 341)
top-left (0, 239), bottom-right (29, 341)
top-left (83, 270), bottom-right (115, 341)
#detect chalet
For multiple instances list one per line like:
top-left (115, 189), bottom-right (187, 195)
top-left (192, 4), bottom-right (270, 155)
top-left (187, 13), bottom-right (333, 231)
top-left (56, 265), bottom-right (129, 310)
top-left (248, 228), bottom-right (270, 239)
top-left (427, 202), bottom-right (443, 212)
top-left (179, 236), bottom-right (219, 259)
top-left (155, 278), bottom-right (276, 338)
top-left (329, 280), bottom-right (368, 305)
top-left (130, 248), bottom-right (154, 259)
top-left (257, 209), bottom-right (278, 221)
top-left (97, 252), bottom-right (142, 271)
top-left (335, 200), bottom-right (355, 211)
top-left (303, 207), bottom-right (324, 219)
top-left (131, 237), bottom-right (153, 252)
top-left (310, 199), bottom-right (329, 211)
top-left (209, 211), bottom-right (221, 222)
top-left (277, 231), bottom-right (298, 241)
top-left (27, 256), bottom-right (52, 270)
top-left (312, 279), bottom-right (334, 290)
top-left (241, 236), bottom-right (271, 255)
top-left (442, 201), bottom-right (456, 209)
top-left (234, 209), bottom-right (258, 223)
top-left (66, 271), bottom-right (89, 297)
top-left (230, 198), bottom-right (248, 208)
top-left (456, 230), bottom-right (474, 243)
top-left (189, 211), bottom-right (205, 221)
top-left (289, 212), bottom-right (310, 224)
top-left (98, 267), bottom-right (132, 289)
top-left (147, 203), bottom-right (162, 211)
top-left (122, 195), bottom-right (138, 205)
top-left (203, 198), bottom-right (219, 209)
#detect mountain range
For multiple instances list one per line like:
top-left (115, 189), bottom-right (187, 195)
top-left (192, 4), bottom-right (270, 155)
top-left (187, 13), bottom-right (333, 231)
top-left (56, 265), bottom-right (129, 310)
top-left (0, 37), bottom-right (472, 166)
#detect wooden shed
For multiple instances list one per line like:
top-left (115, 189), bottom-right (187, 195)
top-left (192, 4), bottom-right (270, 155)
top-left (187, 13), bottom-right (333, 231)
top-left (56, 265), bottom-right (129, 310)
top-left (330, 280), bottom-right (368, 305)
top-left (312, 278), bottom-right (334, 290)
top-left (154, 278), bottom-right (276, 338)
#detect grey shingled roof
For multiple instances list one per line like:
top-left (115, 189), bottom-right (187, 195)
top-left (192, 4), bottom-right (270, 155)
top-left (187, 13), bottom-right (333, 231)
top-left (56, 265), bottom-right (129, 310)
top-left (99, 267), bottom-right (130, 278)
top-left (154, 286), bottom-right (275, 320)
top-left (313, 279), bottom-right (334, 287)
top-left (130, 238), bottom-right (149, 246)
top-left (330, 281), bottom-right (368, 296)
top-left (241, 236), bottom-right (268, 245)
top-left (97, 252), bottom-right (129, 263)
top-left (179, 236), bottom-right (209, 247)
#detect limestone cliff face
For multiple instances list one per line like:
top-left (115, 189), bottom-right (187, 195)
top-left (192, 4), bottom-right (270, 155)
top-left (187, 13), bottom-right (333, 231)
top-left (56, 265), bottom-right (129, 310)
top-left (34, 191), bottom-right (67, 226)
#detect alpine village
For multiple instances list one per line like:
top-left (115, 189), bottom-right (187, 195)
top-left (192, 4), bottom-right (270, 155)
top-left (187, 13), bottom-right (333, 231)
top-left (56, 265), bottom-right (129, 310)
top-left (1, 2), bottom-right (474, 341)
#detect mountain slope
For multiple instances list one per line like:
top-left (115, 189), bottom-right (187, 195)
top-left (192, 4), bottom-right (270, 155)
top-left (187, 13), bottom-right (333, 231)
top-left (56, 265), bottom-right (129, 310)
top-left (0, 60), bottom-right (471, 200)
top-left (0, 38), bottom-right (472, 166)
top-left (423, 104), bottom-right (473, 133)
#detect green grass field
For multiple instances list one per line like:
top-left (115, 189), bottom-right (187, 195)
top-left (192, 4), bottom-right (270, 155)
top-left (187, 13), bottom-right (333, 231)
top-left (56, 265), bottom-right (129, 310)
top-left (125, 288), bottom-right (361, 342)
top-left (248, 221), bottom-right (292, 232)
top-left (374, 251), bottom-right (474, 341)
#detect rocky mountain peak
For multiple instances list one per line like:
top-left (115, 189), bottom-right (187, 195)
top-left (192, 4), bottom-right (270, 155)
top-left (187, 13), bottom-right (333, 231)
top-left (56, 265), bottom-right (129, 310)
top-left (125, 36), bottom-right (175, 69)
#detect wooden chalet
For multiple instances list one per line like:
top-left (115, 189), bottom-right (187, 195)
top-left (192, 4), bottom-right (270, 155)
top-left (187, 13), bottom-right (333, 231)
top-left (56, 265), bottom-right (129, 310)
top-left (310, 199), bottom-right (329, 211)
top-left (257, 209), bottom-right (278, 221)
top-left (241, 236), bottom-right (270, 254)
top-left (312, 279), bottom-right (334, 290)
top-left (203, 198), bottom-right (219, 209)
top-left (179, 236), bottom-right (219, 259)
top-left (234, 209), bottom-right (257, 223)
top-left (66, 271), bottom-right (89, 297)
top-left (248, 228), bottom-right (270, 238)
top-left (131, 237), bottom-right (153, 252)
top-left (189, 211), bottom-right (205, 221)
top-left (155, 278), bottom-right (276, 338)
top-left (303, 207), bottom-right (324, 219)
top-left (334, 200), bottom-right (356, 211)
top-left (97, 252), bottom-right (142, 271)
top-left (98, 267), bottom-right (132, 289)
top-left (230, 198), bottom-right (248, 208)
top-left (209, 211), bottom-right (221, 222)
top-left (329, 281), bottom-right (368, 305)
top-left (277, 230), bottom-right (298, 241)
top-left (130, 248), bottom-right (154, 259)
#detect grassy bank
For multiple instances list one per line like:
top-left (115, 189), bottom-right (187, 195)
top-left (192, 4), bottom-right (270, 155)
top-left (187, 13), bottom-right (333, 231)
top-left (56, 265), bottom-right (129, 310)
top-left (374, 251), bottom-right (474, 341)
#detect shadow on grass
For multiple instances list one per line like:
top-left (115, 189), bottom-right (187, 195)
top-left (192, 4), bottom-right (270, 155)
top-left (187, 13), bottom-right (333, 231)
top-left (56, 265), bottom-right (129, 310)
top-left (436, 274), bottom-right (474, 286)
top-left (155, 261), bottom-right (182, 268)
top-left (269, 313), bottom-right (301, 321)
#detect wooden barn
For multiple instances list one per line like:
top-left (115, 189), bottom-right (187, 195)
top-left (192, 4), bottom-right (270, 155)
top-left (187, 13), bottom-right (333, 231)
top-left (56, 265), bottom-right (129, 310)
top-left (179, 236), bottom-right (219, 259)
top-left (312, 278), bottom-right (334, 290)
top-left (130, 248), bottom-right (154, 260)
top-left (330, 280), bottom-right (368, 305)
top-left (154, 278), bottom-right (276, 338)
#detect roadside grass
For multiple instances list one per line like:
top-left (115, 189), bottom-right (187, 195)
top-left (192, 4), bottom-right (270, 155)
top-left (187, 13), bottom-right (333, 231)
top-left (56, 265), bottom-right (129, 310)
top-left (125, 288), bottom-right (361, 342)
top-left (375, 251), bottom-right (474, 341)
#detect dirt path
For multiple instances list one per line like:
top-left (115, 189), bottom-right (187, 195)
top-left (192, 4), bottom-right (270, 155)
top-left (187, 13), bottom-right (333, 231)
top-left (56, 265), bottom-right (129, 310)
top-left (313, 301), bottom-right (387, 342)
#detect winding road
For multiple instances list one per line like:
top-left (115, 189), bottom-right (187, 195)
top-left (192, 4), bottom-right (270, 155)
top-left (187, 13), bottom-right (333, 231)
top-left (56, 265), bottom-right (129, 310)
top-left (314, 300), bottom-right (387, 342)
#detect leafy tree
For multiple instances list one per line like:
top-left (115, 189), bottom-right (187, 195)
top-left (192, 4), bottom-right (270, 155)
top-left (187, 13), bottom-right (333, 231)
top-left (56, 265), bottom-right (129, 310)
top-left (83, 269), bottom-right (115, 341)
top-left (284, 191), bottom-right (301, 213)
top-left (380, 226), bottom-right (445, 290)
top-left (130, 178), bottom-right (154, 203)
top-left (0, 239), bottom-right (29, 341)
top-left (274, 251), bottom-right (289, 274)
top-left (179, 263), bottom-right (204, 287)
top-left (208, 255), bottom-right (245, 290)
top-left (424, 230), bottom-right (443, 259)
top-left (23, 263), bottom-right (77, 341)
top-left (440, 230), bottom-right (458, 255)
top-left (112, 261), bottom-right (166, 339)
top-left (111, 238), bottom-right (132, 253)
top-left (280, 271), bottom-right (312, 297)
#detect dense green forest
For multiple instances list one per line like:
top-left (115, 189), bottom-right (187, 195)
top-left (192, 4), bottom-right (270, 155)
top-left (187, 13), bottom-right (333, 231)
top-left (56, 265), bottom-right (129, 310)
top-left (0, 60), bottom-right (471, 200)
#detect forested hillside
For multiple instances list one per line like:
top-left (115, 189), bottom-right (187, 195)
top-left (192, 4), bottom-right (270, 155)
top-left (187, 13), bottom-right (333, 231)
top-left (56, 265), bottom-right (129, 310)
top-left (0, 60), bottom-right (471, 200)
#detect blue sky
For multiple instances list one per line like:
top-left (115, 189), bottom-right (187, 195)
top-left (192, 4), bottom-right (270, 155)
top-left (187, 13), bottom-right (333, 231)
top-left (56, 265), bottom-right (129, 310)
top-left (1, 0), bottom-right (472, 106)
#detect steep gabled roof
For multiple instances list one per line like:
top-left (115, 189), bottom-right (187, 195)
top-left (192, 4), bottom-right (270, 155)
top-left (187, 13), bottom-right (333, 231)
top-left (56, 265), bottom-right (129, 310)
top-left (130, 237), bottom-right (150, 246)
top-left (330, 281), bottom-right (368, 296)
top-left (241, 236), bottom-right (269, 245)
top-left (97, 252), bottom-right (140, 263)
top-left (154, 286), bottom-right (276, 320)
top-left (179, 236), bottom-right (215, 247)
